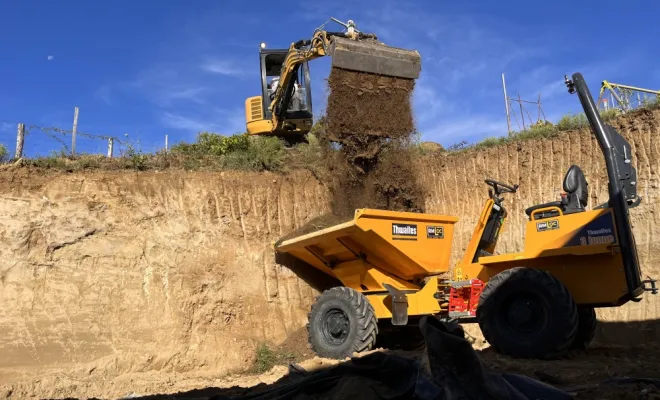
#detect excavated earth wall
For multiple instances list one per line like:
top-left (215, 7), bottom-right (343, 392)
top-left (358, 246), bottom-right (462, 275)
top-left (0, 170), bottom-right (332, 397)
top-left (1, 107), bottom-right (660, 398)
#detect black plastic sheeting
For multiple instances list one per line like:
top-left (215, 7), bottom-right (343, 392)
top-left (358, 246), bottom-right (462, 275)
top-left (214, 316), bottom-right (572, 400)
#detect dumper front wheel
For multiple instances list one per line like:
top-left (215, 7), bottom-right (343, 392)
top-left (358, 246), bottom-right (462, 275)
top-left (307, 287), bottom-right (378, 359)
top-left (476, 267), bottom-right (578, 359)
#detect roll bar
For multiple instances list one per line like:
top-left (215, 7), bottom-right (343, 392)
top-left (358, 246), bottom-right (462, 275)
top-left (565, 73), bottom-right (645, 298)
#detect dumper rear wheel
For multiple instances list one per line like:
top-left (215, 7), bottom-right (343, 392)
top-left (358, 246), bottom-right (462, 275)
top-left (307, 287), bottom-right (378, 359)
top-left (570, 306), bottom-right (597, 350)
top-left (476, 267), bottom-right (578, 359)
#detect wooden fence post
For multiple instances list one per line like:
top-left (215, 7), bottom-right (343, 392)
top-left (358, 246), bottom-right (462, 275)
top-left (107, 138), bottom-right (114, 158)
top-left (165, 134), bottom-right (169, 153)
top-left (71, 106), bottom-right (79, 156)
top-left (15, 123), bottom-right (25, 159)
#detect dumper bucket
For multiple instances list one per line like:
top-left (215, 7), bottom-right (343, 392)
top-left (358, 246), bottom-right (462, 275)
top-left (275, 209), bottom-right (457, 281)
top-left (328, 36), bottom-right (422, 80)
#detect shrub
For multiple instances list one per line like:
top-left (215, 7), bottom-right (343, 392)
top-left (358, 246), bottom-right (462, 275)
top-left (252, 343), bottom-right (277, 373)
top-left (556, 113), bottom-right (589, 131)
top-left (515, 122), bottom-right (559, 140)
top-left (250, 343), bottom-right (296, 374)
top-left (294, 133), bottom-right (324, 164)
top-left (0, 144), bottom-right (8, 162)
top-left (473, 136), bottom-right (507, 150)
top-left (27, 156), bottom-right (68, 169)
top-left (221, 136), bottom-right (285, 171)
top-left (122, 144), bottom-right (148, 171)
top-left (170, 132), bottom-right (286, 171)
top-left (171, 132), bottom-right (251, 157)
top-left (599, 108), bottom-right (622, 121)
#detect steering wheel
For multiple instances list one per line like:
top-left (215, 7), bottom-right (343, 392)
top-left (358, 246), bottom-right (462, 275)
top-left (485, 179), bottom-right (518, 195)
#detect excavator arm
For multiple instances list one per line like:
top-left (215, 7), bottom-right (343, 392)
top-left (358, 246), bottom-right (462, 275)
top-left (268, 30), bottom-right (334, 133)
top-left (245, 18), bottom-right (422, 143)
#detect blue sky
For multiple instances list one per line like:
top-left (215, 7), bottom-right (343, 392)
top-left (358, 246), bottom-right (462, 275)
top-left (0, 1), bottom-right (658, 157)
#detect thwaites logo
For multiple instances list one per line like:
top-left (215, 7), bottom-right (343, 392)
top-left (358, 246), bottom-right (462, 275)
top-left (536, 219), bottom-right (559, 232)
top-left (426, 225), bottom-right (444, 239)
top-left (392, 223), bottom-right (417, 240)
top-left (580, 228), bottom-right (615, 246)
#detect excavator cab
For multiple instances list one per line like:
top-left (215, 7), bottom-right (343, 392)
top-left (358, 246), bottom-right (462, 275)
top-left (245, 47), bottom-right (314, 142)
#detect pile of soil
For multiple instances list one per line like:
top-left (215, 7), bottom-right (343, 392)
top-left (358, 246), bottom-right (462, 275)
top-left (275, 214), bottom-right (353, 245)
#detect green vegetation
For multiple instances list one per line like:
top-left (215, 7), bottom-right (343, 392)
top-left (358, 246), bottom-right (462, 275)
top-left (10, 97), bottom-right (660, 171)
top-left (0, 144), bottom-right (8, 162)
top-left (20, 132), bottom-right (289, 173)
top-left (447, 102), bottom-right (658, 154)
top-left (250, 342), bottom-right (296, 374)
top-left (170, 132), bottom-right (286, 171)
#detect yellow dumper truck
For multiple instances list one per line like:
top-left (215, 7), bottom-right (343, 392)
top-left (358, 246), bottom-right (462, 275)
top-left (275, 73), bottom-right (657, 359)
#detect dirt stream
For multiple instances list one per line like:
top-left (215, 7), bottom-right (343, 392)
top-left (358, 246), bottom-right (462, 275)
top-left (276, 67), bottom-right (423, 249)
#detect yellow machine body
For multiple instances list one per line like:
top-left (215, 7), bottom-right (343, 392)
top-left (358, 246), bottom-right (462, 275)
top-left (276, 199), bottom-right (631, 320)
top-left (456, 202), bottom-right (627, 305)
top-left (276, 209), bottom-right (457, 287)
top-left (245, 95), bottom-right (311, 138)
top-left (275, 209), bottom-right (456, 319)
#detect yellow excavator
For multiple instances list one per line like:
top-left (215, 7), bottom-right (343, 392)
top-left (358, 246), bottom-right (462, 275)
top-left (244, 18), bottom-right (422, 143)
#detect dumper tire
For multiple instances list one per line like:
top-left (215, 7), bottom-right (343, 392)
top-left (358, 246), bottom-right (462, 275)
top-left (476, 267), bottom-right (578, 359)
top-left (307, 287), bottom-right (378, 359)
top-left (570, 306), bottom-right (597, 350)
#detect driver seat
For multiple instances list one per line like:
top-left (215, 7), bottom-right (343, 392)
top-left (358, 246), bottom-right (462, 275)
top-left (525, 165), bottom-right (589, 220)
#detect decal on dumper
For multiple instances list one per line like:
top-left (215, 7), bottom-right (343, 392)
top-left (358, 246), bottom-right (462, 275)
top-left (565, 212), bottom-right (617, 247)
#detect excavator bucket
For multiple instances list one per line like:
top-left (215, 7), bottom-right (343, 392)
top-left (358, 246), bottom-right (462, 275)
top-left (328, 36), bottom-right (421, 80)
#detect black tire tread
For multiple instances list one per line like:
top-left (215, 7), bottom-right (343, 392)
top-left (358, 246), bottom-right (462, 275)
top-left (571, 306), bottom-right (597, 350)
top-left (307, 287), bottom-right (378, 358)
top-left (477, 267), bottom-right (578, 359)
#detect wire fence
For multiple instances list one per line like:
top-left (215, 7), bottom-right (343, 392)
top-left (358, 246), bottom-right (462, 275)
top-left (0, 109), bottom-right (170, 161)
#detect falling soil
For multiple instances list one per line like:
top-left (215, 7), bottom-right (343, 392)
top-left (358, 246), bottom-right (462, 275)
top-left (325, 67), bottom-right (416, 173)
top-left (278, 67), bottom-right (424, 242)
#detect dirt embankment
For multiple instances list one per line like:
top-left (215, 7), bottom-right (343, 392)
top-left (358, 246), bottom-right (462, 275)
top-left (0, 168), bottom-right (331, 399)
